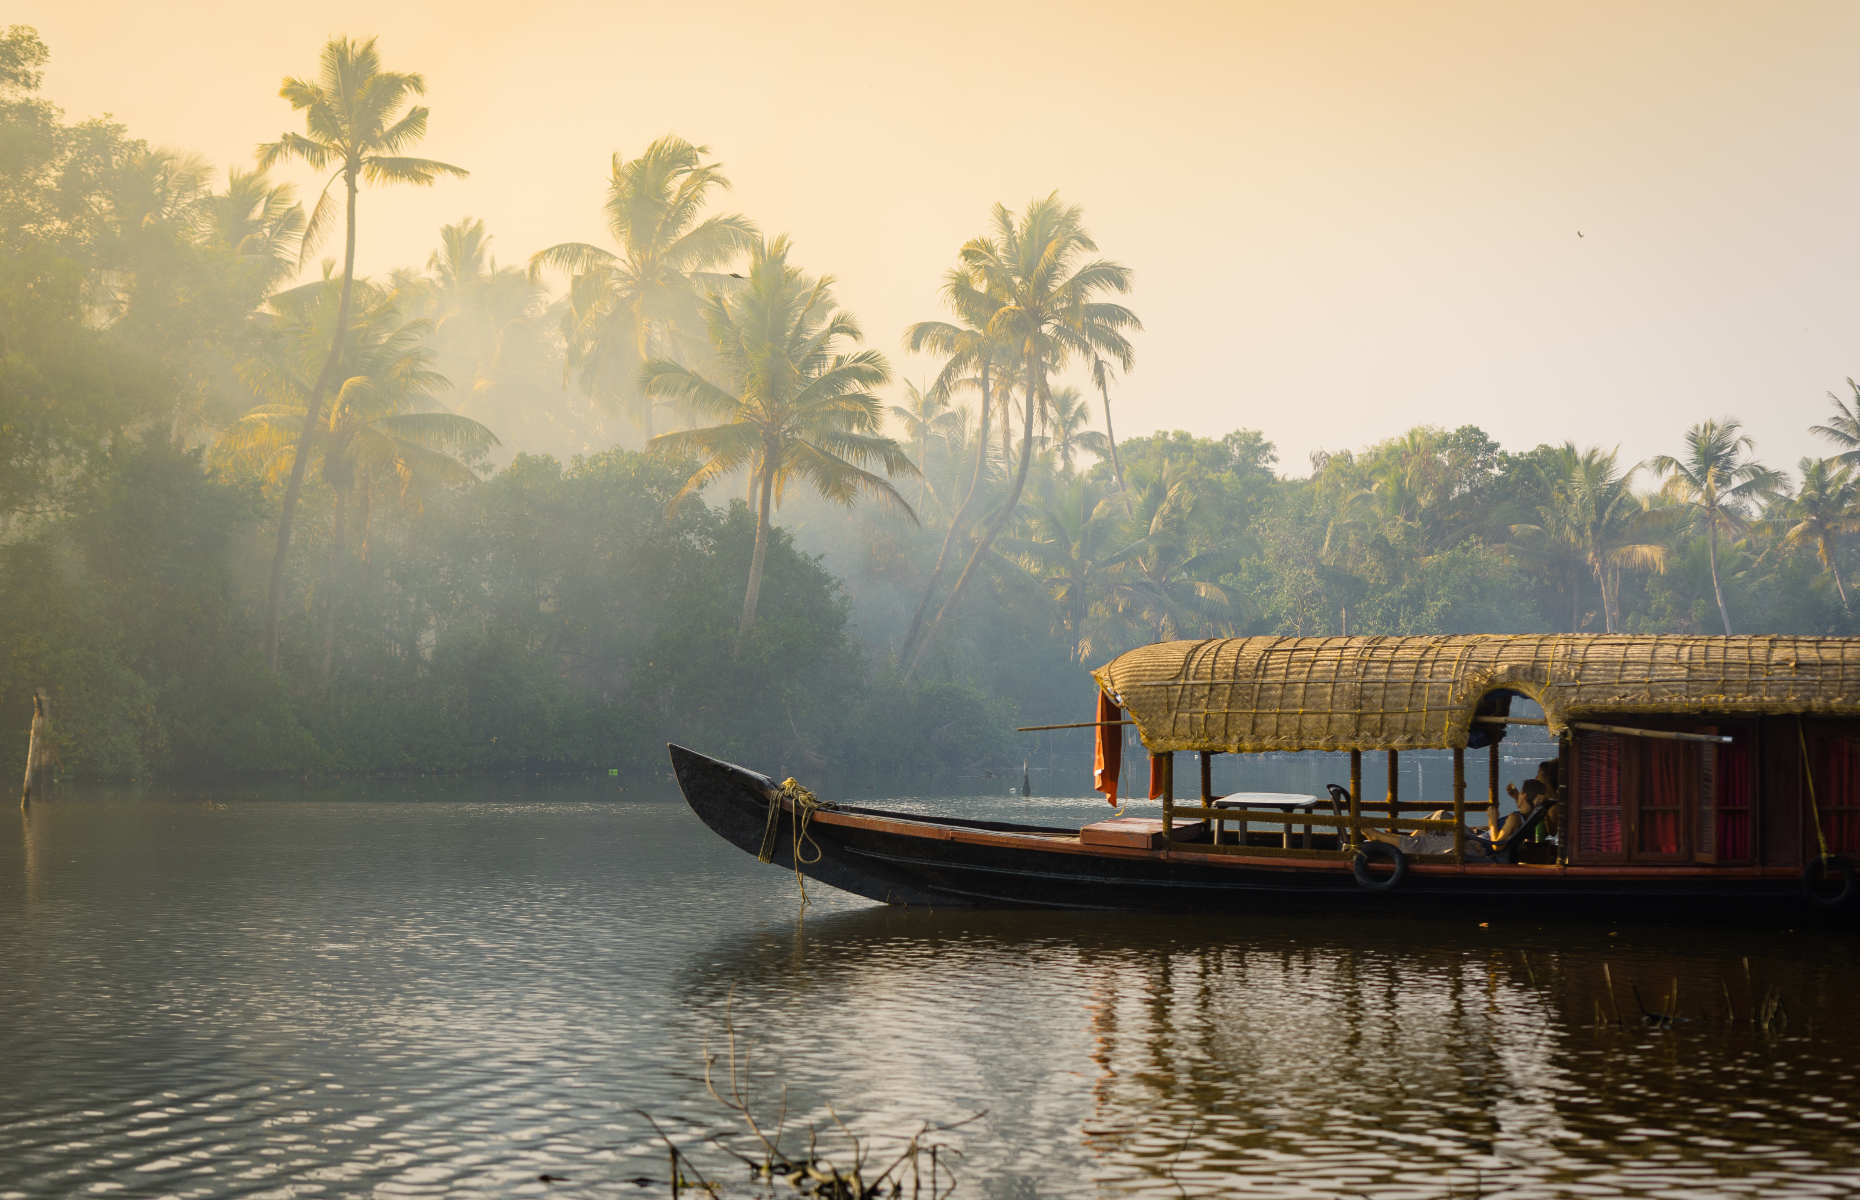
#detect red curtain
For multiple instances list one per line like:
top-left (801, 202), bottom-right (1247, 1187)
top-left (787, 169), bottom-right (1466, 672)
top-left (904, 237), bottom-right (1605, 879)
top-left (1578, 734), bottom-right (1623, 858)
top-left (1717, 740), bottom-right (1753, 861)
top-left (1826, 737), bottom-right (1860, 855)
top-left (1640, 742), bottom-right (1686, 856)
top-left (1093, 692), bottom-right (1122, 805)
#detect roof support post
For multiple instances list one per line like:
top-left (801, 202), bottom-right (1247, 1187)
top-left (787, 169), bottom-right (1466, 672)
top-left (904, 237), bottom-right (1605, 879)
top-left (1452, 747), bottom-right (1467, 864)
top-left (1488, 740), bottom-right (1500, 811)
top-left (1157, 751), bottom-right (1175, 849)
top-left (1349, 750), bottom-right (1362, 851)
top-left (1386, 750), bottom-right (1400, 833)
top-left (1199, 751), bottom-right (1213, 801)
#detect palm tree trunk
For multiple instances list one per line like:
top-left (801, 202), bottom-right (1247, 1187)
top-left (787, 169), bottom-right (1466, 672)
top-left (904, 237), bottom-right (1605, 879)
top-left (264, 172), bottom-right (359, 672)
top-left (1823, 534), bottom-right (1853, 615)
top-left (1097, 373), bottom-right (1131, 515)
top-left (635, 307), bottom-right (655, 441)
top-left (900, 364), bottom-right (991, 661)
top-left (738, 456), bottom-right (777, 644)
top-left (319, 483), bottom-right (347, 689)
top-left (905, 355), bottom-right (1041, 681)
top-left (1707, 517), bottom-right (1734, 634)
top-left (1000, 381), bottom-right (1012, 464)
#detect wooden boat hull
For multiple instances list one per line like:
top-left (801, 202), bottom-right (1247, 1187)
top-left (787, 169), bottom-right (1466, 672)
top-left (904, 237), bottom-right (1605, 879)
top-left (668, 745), bottom-right (1855, 923)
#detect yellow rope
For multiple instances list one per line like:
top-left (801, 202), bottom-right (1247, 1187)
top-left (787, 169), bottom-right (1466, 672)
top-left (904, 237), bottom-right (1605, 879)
top-left (758, 778), bottom-right (827, 903)
top-left (1796, 720), bottom-right (1833, 863)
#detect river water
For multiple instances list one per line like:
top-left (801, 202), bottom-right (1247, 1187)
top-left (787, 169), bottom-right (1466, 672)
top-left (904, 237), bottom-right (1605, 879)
top-left (2, 762), bottom-right (1858, 1199)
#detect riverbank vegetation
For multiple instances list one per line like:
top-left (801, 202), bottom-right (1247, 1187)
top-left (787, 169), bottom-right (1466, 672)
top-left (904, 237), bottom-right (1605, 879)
top-left (5, 27), bottom-right (1859, 792)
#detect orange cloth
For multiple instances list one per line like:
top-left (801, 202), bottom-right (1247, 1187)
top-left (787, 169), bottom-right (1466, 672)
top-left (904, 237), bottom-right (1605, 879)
top-left (1093, 692), bottom-right (1121, 804)
top-left (1149, 754), bottom-right (1167, 801)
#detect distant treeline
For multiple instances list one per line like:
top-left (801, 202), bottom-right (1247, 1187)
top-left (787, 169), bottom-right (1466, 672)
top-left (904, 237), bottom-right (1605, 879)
top-left (4, 28), bottom-right (1859, 791)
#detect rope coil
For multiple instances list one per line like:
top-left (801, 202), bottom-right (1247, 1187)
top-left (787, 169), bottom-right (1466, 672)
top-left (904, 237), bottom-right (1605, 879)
top-left (758, 777), bottom-right (829, 902)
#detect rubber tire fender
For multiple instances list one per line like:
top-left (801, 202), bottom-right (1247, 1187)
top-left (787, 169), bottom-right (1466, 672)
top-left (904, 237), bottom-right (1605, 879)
top-left (1352, 840), bottom-right (1408, 891)
top-left (1802, 855), bottom-right (1857, 910)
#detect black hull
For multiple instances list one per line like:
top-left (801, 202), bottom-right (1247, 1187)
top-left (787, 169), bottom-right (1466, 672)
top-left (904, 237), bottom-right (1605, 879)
top-left (667, 745), bottom-right (1854, 925)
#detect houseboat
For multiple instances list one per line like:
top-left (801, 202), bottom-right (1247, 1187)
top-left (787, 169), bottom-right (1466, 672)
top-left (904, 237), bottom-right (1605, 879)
top-left (669, 635), bottom-right (1860, 921)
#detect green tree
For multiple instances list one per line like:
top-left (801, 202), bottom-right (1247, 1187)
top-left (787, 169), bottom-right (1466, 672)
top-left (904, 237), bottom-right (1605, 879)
top-left (219, 280), bottom-right (496, 681)
top-left (889, 380), bottom-right (962, 509)
top-left (1650, 419), bottom-right (1781, 635)
top-left (1000, 471), bottom-right (1134, 662)
top-left (405, 217), bottom-right (552, 452)
top-left (1771, 457), bottom-right (1859, 615)
top-left (530, 136), bottom-right (757, 439)
top-left (1811, 379), bottom-right (1860, 470)
top-left (255, 35), bottom-right (467, 671)
top-left (1036, 386), bottom-right (1109, 475)
top-left (902, 194), bottom-right (1138, 678)
top-left (642, 236), bottom-right (915, 642)
top-left (1511, 444), bottom-right (1666, 633)
top-left (899, 262), bottom-right (1017, 663)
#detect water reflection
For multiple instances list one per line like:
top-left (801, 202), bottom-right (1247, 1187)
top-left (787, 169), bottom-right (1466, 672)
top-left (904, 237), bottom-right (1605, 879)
top-left (0, 786), bottom-right (1857, 1199)
top-left (684, 907), bottom-right (1860, 1198)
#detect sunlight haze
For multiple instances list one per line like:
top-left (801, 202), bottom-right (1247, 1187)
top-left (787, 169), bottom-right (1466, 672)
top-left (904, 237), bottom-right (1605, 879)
top-left (28, 0), bottom-right (1860, 473)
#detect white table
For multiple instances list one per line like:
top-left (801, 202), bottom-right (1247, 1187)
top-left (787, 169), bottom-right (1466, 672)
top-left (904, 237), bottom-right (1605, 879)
top-left (1208, 792), bottom-right (1330, 848)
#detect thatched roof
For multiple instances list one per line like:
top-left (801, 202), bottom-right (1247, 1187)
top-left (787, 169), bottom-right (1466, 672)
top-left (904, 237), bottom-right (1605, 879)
top-left (1091, 635), bottom-right (1860, 753)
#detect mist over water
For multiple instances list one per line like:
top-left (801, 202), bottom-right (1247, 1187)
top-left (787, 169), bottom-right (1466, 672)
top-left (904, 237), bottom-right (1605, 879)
top-left (4, 779), bottom-right (1857, 1199)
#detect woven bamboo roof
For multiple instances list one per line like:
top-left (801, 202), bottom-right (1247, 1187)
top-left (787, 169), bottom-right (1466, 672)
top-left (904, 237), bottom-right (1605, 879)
top-left (1091, 635), bottom-right (1860, 753)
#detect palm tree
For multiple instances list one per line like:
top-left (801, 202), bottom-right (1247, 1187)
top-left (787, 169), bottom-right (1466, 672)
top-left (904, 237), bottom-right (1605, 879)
top-left (530, 136), bottom-right (757, 439)
top-left (1812, 379), bottom-right (1860, 470)
top-left (255, 35), bottom-right (467, 671)
top-left (901, 194), bottom-right (1138, 678)
top-left (201, 167), bottom-right (305, 286)
top-left (899, 267), bottom-right (1016, 663)
top-left (221, 279), bottom-right (497, 681)
top-left (1512, 444), bottom-right (1666, 633)
top-left (1000, 472), bottom-right (1135, 662)
top-left (409, 217), bottom-right (546, 447)
top-left (1774, 457), bottom-right (1860, 615)
top-left (642, 237), bottom-right (916, 642)
top-left (889, 380), bottom-right (962, 508)
top-left (1110, 468), bottom-right (1233, 641)
top-left (1036, 386), bottom-right (1109, 475)
top-left (1650, 419), bottom-right (1782, 634)
top-left (1089, 354), bottom-right (1132, 503)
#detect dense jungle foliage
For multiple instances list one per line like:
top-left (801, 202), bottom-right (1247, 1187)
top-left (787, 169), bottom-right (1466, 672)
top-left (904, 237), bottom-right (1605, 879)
top-left (6, 28), bottom-right (1860, 792)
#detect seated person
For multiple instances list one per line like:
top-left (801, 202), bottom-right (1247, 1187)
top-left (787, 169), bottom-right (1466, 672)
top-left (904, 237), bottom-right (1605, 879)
top-left (1494, 778), bottom-right (1553, 843)
top-left (1363, 777), bottom-right (1549, 857)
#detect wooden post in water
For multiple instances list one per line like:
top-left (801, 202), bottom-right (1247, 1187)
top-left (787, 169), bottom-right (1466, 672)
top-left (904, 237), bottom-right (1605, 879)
top-left (1385, 750), bottom-right (1399, 833)
top-left (21, 689), bottom-right (48, 810)
top-left (1452, 747), bottom-right (1467, 863)
top-left (1349, 749), bottom-right (1362, 850)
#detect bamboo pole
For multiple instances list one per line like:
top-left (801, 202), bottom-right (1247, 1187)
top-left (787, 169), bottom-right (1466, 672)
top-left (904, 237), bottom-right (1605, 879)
top-left (1162, 806), bottom-right (1460, 832)
top-left (1488, 739), bottom-right (1500, 844)
top-left (1349, 749), bottom-right (1362, 850)
top-left (1452, 747), bottom-right (1466, 864)
top-left (1386, 750), bottom-right (1399, 834)
top-left (1571, 721), bottom-right (1732, 745)
top-left (1016, 719), bottom-right (1134, 732)
top-left (1157, 752), bottom-right (1174, 844)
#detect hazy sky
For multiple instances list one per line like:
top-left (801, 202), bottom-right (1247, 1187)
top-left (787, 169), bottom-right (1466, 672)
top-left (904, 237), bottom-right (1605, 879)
top-left (26, 0), bottom-right (1860, 477)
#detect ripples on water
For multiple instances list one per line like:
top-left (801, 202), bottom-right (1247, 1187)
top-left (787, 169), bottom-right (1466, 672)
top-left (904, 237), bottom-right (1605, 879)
top-left (1, 780), bottom-right (1857, 1198)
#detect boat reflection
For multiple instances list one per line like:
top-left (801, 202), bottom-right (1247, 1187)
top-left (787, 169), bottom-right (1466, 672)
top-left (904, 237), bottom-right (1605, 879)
top-left (678, 906), bottom-right (1860, 1196)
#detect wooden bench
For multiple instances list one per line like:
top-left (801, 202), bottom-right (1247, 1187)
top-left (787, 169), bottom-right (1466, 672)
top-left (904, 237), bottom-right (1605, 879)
top-left (1079, 817), bottom-right (1208, 849)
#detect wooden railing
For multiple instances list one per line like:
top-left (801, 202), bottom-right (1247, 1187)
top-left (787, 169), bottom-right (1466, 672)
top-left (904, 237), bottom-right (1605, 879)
top-left (1154, 743), bottom-right (1490, 863)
